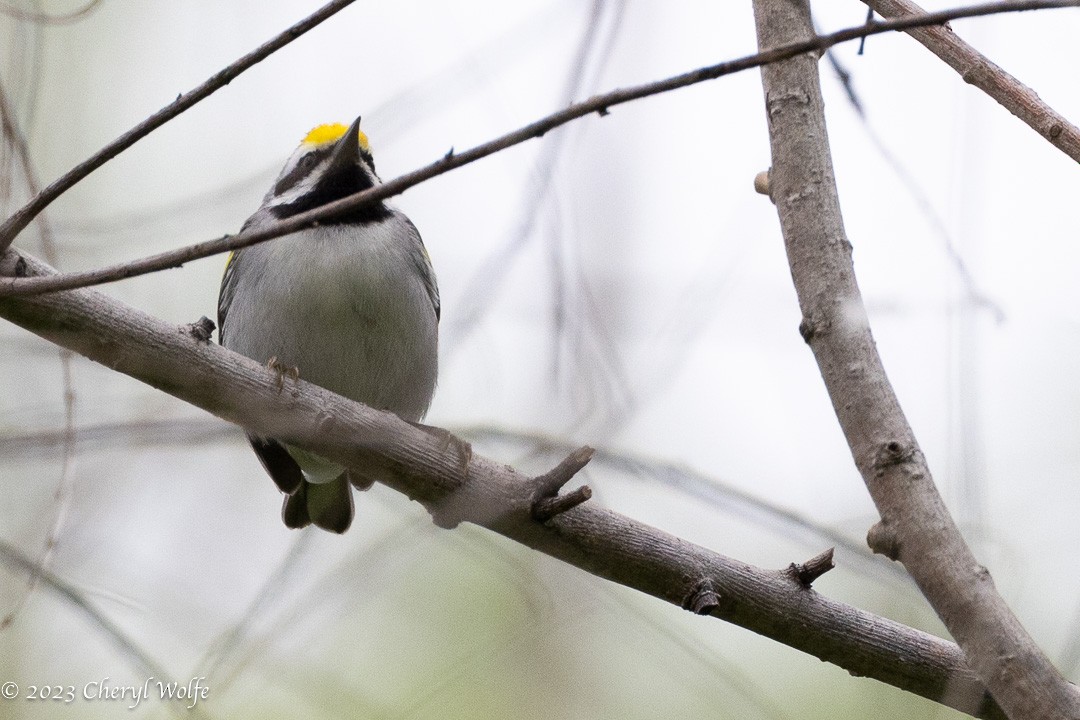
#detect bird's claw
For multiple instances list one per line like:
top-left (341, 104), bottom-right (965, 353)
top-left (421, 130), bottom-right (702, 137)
top-left (267, 355), bottom-right (300, 392)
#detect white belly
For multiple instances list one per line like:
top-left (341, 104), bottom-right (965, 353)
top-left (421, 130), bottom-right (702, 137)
top-left (223, 218), bottom-right (439, 424)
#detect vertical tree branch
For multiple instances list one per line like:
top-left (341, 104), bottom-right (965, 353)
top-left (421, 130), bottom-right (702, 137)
top-left (751, 1), bottom-right (1079, 718)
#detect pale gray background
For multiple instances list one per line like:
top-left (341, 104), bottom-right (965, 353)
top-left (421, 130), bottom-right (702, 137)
top-left (1, 1), bottom-right (1078, 718)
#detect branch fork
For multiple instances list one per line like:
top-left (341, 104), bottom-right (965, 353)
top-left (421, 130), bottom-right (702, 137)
top-left (529, 446), bottom-right (595, 522)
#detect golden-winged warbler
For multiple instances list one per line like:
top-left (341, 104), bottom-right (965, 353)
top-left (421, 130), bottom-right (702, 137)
top-left (218, 116), bottom-right (439, 533)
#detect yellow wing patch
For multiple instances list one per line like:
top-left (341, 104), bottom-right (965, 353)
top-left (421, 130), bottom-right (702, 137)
top-left (302, 122), bottom-right (370, 153)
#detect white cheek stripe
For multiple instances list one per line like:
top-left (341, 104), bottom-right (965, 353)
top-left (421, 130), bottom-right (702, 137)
top-left (267, 169), bottom-right (323, 209)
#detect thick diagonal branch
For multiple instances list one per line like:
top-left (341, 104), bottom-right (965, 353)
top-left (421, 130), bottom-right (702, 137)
top-left (752, 1), bottom-right (1078, 718)
top-left (0, 248), bottom-right (1005, 719)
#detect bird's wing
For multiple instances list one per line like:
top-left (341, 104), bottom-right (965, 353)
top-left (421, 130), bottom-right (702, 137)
top-left (399, 212), bottom-right (441, 323)
top-left (216, 213), bottom-right (267, 344)
top-left (247, 434), bottom-right (304, 495)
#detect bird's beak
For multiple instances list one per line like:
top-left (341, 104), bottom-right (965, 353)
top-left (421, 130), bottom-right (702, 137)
top-left (326, 115), bottom-right (363, 173)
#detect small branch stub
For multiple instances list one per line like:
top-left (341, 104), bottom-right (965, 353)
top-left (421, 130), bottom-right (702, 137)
top-left (874, 440), bottom-right (916, 470)
top-left (533, 485), bottom-right (592, 522)
top-left (185, 316), bottom-right (216, 343)
top-left (0, 250), bottom-right (26, 278)
top-left (682, 578), bottom-right (720, 615)
top-left (753, 169), bottom-right (772, 198)
top-left (788, 547), bottom-right (836, 588)
top-left (866, 521), bottom-right (901, 561)
top-left (530, 446), bottom-right (595, 521)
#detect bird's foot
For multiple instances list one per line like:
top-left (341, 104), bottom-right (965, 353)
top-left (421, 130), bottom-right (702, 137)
top-left (267, 356), bottom-right (300, 393)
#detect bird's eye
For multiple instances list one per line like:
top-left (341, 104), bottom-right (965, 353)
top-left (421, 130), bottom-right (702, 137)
top-left (298, 154), bottom-right (318, 171)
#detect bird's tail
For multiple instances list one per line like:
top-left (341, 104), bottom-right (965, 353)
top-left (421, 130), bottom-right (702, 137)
top-left (282, 475), bottom-right (354, 533)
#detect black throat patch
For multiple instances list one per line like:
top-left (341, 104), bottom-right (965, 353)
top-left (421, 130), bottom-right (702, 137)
top-left (272, 151), bottom-right (390, 225)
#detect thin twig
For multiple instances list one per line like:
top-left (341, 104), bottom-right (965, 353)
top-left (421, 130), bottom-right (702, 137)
top-left (823, 44), bottom-right (1006, 322)
top-left (863, 0), bottom-right (1080, 164)
top-left (1, 0), bottom-right (1077, 297)
top-left (788, 548), bottom-right (836, 587)
top-left (0, 0), bottom-right (360, 252)
top-left (0, 77), bottom-right (55, 261)
top-left (445, 0), bottom-right (615, 350)
top-left (532, 485), bottom-right (593, 521)
top-left (0, 73), bottom-right (78, 631)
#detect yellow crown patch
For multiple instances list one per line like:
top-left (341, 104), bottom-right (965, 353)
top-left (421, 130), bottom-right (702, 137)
top-left (302, 122), bottom-right (370, 152)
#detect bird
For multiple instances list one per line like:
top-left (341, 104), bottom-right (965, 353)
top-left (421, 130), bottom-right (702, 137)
top-left (217, 116), bottom-right (439, 533)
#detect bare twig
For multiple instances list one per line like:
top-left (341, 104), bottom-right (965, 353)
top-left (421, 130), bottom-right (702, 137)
top-left (752, 1), bottom-right (1079, 717)
top-left (788, 548), bottom-right (836, 588)
top-left (0, 248), bottom-right (1005, 720)
top-left (530, 445), bottom-right (595, 498)
top-left (2, 0), bottom-right (1078, 298)
top-left (0, 87), bottom-right (50, 259)
top-left (0, 0), bottom-right (360, 252)
top-left (821, 48), bottom-right (1006, 322)
top-left (0, 417), bottom-right (229, 456)
top-left (445, 0), bottom-right (618, 352)
top-left (863, 0), bottom-right (1080, 164)
top-left (532, 485), bottom-right (593, 521)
